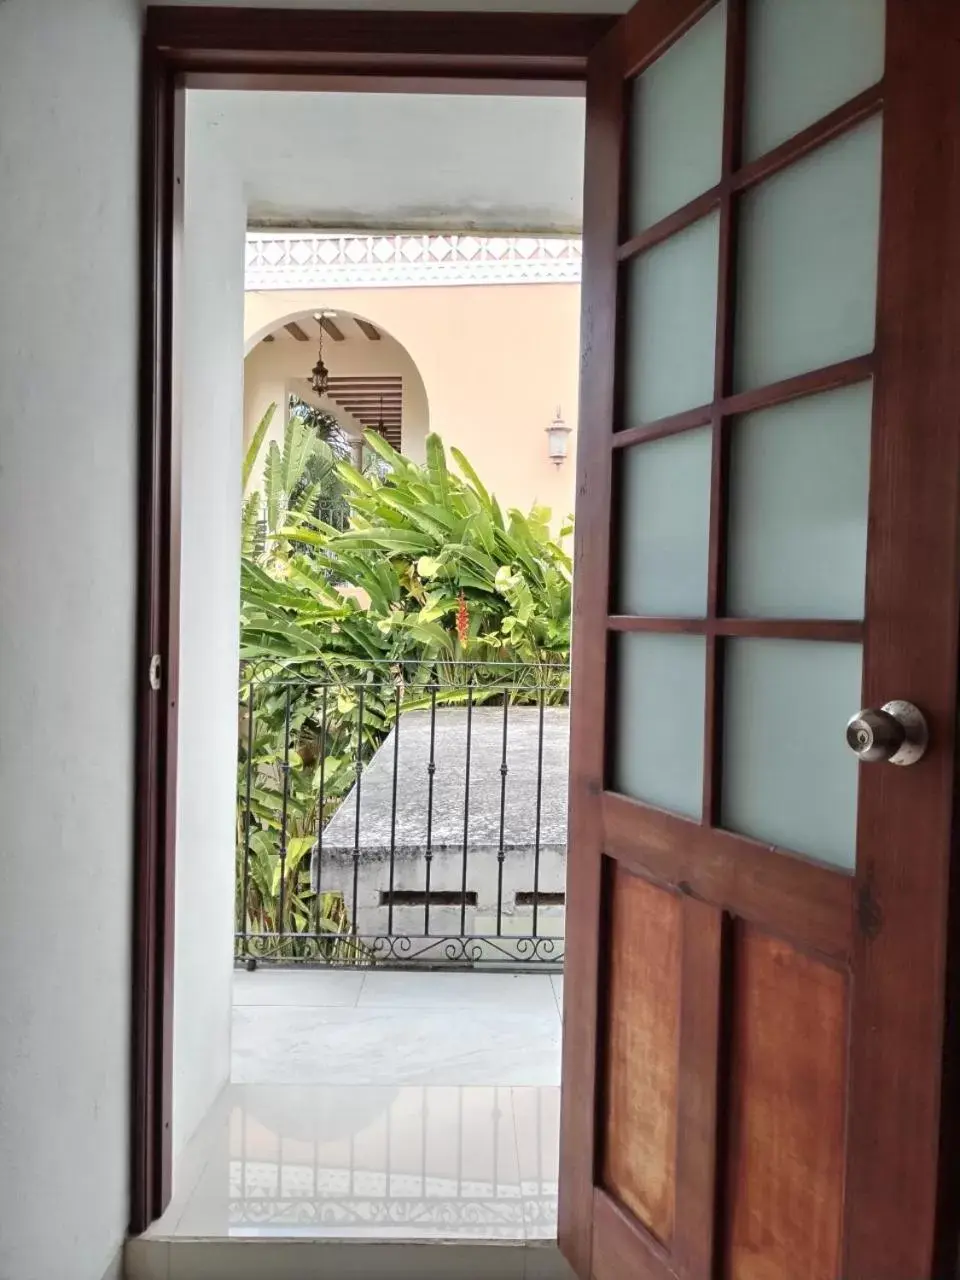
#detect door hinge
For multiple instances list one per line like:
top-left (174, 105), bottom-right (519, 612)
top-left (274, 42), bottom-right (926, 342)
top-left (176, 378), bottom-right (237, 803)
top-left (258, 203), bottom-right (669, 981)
top-left (149, 653), bottom-right (162, 692)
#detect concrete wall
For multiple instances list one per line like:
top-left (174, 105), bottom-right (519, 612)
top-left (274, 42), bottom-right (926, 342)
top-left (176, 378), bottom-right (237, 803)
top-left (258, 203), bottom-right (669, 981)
top-left (246, 283), bottom-right (581, 523)
top-left (318, 847), bottom-right (567, 954)
top-left (310, 706), bottom-right (568, 957)
top-left (172, 93), bottom-right (248, 1167)
top-left (0, 1), bottom-right (141, 1278)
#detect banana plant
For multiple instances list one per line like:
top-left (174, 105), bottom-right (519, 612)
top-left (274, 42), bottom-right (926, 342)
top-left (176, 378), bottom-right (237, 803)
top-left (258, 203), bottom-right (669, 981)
top-left (236, 424), bottom-right (572, 958)
top-left (281, 430), bottom-right (572, 671)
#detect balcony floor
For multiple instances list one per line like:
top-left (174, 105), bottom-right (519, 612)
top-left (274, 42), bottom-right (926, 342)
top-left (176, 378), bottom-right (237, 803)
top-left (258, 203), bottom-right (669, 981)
top-left (233, 967), bottom-right (563, 1086)
top-left (136, 971), bottom-right (566, 1277)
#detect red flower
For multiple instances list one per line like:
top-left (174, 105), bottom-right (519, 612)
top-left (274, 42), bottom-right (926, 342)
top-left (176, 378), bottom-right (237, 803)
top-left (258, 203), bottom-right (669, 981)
top-left (456, 591), bottom-right (470, 647)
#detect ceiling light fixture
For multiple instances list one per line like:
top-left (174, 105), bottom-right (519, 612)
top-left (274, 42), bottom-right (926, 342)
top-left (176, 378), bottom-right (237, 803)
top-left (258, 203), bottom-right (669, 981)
top-left (309, 311), bottom-right (338, 399)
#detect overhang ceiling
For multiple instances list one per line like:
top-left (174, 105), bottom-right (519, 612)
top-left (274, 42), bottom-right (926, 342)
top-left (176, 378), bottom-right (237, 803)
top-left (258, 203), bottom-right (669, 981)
top-left (151, 0), bottom-right (628, 13)
top-left (189, 90), bottom-right (587, 233)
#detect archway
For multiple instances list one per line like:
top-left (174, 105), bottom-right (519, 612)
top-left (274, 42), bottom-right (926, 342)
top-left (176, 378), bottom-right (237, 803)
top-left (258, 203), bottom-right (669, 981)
top-left (243, 304), bottom-right (431, 469)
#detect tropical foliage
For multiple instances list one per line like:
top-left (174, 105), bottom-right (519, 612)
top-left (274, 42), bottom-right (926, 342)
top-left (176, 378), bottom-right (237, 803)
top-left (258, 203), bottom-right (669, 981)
top-left (241, 418), bottom-right (571, 674)
top-left (236, 409), bottom-right (572, 957)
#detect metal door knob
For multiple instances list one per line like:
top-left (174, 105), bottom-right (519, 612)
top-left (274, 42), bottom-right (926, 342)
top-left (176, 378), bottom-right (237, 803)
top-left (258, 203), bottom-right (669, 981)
top-left (845, 701), bottom-right (928, 766)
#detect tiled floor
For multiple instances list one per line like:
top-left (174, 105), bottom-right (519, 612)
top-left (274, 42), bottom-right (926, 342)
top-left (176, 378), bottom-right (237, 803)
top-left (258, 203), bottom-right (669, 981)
top-left (151, 1081), bottom-right (560, 1241)
top-left (232, 969), bottom-right (563, 1086)
top-left (135, 970), bottom-right (566, 1275)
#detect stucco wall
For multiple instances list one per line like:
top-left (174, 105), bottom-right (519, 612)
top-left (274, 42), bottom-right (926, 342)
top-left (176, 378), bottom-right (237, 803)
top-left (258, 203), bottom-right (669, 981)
top-left (0, 1), bottom-right (141, 1277)
top-left (246, 283), bottom-right (581, 522)
top-left (173, 93), bottom-right (247, 1168)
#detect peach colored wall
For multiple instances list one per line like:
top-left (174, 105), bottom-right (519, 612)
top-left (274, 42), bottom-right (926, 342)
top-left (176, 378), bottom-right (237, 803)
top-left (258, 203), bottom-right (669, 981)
top-left (244, 282), bottom-right (580, 524)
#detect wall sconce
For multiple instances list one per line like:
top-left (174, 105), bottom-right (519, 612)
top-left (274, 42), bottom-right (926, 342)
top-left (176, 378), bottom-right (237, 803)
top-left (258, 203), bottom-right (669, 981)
top-left (545, 407), bottom-right (572, 467)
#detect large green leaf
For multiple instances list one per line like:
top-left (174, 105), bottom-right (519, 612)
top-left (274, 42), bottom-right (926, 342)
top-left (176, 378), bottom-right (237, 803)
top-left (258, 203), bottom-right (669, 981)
top-left (243, 401), bottom-right (277, 489)
top-left (361, 428), bottom-right (406, 471)
top-left (450, 446), bottom-right (497, 518)
top-left (425, 433), bottom-right (451, 506)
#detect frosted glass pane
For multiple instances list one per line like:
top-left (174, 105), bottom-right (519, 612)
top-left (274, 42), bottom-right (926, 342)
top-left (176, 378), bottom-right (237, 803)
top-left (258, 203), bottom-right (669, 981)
top-left (624, 212), bottom-right (720, 426)
top-left (628, 1), bottom-right (726, 232)
top-left (727, 382), bottom-right (872, 619)
top-left (723, 640), bottom-right (862, 869)
top-left (612, 633), bottom-right (706, 820)
top-left (744, 0), bottom-right (886, 162)
top-left (735, 117), bottom-right (882, 391)
top-left (618, 430), bottom-right (712, 616)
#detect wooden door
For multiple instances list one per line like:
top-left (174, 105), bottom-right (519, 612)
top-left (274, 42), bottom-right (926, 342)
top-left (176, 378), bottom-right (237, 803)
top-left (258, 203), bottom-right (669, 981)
top-left (559, 2), bottom-right (960, 1278)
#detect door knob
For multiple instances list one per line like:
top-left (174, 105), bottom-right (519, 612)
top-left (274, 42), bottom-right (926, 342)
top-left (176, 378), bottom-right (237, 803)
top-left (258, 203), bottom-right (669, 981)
top-left (845, 700), bottom-right (928, 766)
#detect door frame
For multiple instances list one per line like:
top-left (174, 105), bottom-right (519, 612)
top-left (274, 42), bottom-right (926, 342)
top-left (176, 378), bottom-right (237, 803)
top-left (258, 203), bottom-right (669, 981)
top-left (134, 4), bottom-right (614, 1235)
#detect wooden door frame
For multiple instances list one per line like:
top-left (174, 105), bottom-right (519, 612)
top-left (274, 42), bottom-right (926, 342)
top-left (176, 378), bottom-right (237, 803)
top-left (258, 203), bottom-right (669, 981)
top-left (133, 4), bottom-right (614, 1236)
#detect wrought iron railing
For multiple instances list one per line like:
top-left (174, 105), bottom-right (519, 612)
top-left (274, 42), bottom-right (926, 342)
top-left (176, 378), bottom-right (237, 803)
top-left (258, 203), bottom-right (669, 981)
top-left (236, 661), bottom-right (569, 968)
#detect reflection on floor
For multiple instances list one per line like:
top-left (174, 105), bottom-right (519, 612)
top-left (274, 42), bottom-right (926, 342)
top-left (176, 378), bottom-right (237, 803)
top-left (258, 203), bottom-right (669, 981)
top-left (154, 1082), bottom-right (559, 1242)
top-left (130, 971), bottom-right (569, 1278)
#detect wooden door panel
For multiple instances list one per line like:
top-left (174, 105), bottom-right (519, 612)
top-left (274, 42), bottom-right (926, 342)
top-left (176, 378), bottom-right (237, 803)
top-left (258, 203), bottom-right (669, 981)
top-left (560, 2), bottom-right (960, 1279)
top-left (601, 792), bottom-right (854, 962)
top-left (601, 868), bottom-right (682, 1244)
top-left (726, 929), bottom-right (846, 1280)
top-left (592, 1188), bottom-right (674, 1280)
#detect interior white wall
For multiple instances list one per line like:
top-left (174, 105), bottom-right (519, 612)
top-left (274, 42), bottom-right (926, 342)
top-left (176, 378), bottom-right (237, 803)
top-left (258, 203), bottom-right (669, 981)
top-left (0, 2), bottom-right (615, 1268)
top-left (0, 1), bottom-right (140, 1278)
top-left (172, 95), bottom-right (248, 1167)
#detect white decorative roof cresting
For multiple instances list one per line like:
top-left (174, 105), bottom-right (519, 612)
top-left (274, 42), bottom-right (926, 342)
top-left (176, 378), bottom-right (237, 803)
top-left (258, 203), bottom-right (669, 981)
top-left (246, 232), bottom-right (583, 291)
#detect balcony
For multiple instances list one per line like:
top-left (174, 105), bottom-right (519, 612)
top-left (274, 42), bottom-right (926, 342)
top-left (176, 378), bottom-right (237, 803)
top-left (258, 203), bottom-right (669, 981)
top-left (236, 662), bottom-right (569, 970)
top-left (125, 663), bottom-right (574, 1273)
top-left (132, 967), bottom-right (567, 1277)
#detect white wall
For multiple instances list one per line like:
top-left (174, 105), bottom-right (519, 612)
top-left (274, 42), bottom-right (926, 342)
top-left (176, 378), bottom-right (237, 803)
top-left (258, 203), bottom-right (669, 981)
top-left (0, 1), bottom-right (141, 1278)
top-left (0, 4), bottom-right (614, 1272)
top-left (172, 95), bottom-right (247, 1166)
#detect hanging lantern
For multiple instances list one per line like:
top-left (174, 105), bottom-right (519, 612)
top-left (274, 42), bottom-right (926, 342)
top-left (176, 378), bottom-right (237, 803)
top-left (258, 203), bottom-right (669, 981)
top-left (309, 350), bottom-right (329, 399)
top-left (309, 311), bottom-right (337, 398)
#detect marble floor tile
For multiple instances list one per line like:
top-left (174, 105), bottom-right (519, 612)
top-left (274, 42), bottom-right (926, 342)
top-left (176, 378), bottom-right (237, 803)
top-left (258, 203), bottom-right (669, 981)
top-left (232, 1004), bottom-right (562, 1087)
top-left (232, 968), bottom-right (365, 1008)
top-left (357, 971), bottom-right (560, 1017)
top-left (550, 975), bottom-right (564, 1018)
top-left (173, 1084), bottom-right (527, 1243)
top-left (144, 1086), bottom-right (235, 1238)
top-left (512, 1087), bottom-right (561, 1240)
top-left (141, 973), bottom-right (564, 1254)
top-left (124, 1238), bottom-right (169, 1280)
